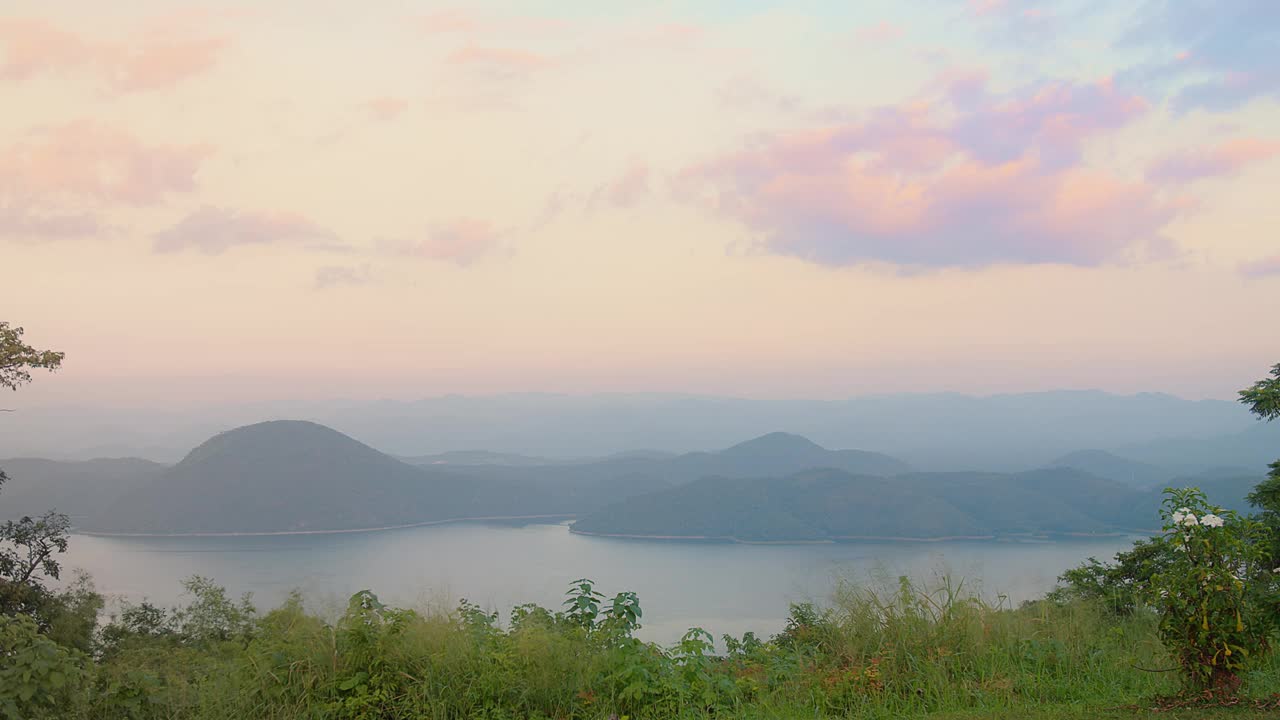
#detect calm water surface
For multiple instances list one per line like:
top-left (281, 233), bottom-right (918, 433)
top-left (66, 521), bottom-right (1136, 644)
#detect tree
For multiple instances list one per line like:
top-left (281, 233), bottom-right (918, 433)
top-left (1239, 362), bottom-right (1280, 422)
top-left (0, 512), bottom-right (73, 621)
top-left (0, 321), bottom-right (64, 394)
top-left (1, 321), bottom-right (73, 624)
top-left (1239, 363), bottom-right (1280, 568)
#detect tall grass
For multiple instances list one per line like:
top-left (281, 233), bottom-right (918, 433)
top-left (31, 574), bottom-right (1280, 719)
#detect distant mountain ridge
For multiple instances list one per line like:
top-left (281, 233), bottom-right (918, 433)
top-left (27, 422), bottom-right (906, 535)
top-left (569, 467), bottom-right (1162, 542)
top-left (4, 419), bottom-right (1264, 538)
top-left (4, 390), bottom-right (1260, 471)
top-left (568, 458), bottom-right (1272, 543)
top-left (1044, 449), bottom-right (1174, 488)
top-left (0, 457), bottom-right (165, 521)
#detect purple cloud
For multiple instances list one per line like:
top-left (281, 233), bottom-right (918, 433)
top-left (679, 73), bottom-right (1170, 268)
top-left (1240, 255), bottom-right (1280, 278)
top-left (314, 264), bottom-right (373, 289)
top-left (1147, 137), bottom-right (1280, 183)
top-left (153, 206), bottom-right (341, 255)
top-left (0, 206), bottom-right (103, 242)
top-left (589, 163), bottom-right (651, 211)
top-left (380, 219), bottom-right (502, 266)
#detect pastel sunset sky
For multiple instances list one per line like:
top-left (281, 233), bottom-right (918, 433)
top-left (2, 0), bottom-right (1277, 405)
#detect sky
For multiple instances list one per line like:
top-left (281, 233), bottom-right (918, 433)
top-left (1, 0), bottom-right (1278, 406)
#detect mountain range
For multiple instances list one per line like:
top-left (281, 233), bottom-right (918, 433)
top-left (5, 392), bottom-right (1275, 474)
top-left (568, 467), bottom-right (1264, 542)
top-left (0, 420), bottom-right (1267, 539)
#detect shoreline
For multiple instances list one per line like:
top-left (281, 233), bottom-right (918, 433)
top-left (77, 518), bottom-right (1150, 543)
top-left (568, 528), bottom-right (834, 544)
top-left (76, 514), bottom-right (577, 538)
top-left (570, 528), bottom-right (1144, 545)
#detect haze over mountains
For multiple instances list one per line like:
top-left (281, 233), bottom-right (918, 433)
top-left (3, 391), bottom-right (1273, 473)
top-left (0, 416), bottom-right (1265, 539)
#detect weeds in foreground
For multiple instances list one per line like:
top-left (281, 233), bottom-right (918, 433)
top-left (5, 572), bottom-right (1278, 719)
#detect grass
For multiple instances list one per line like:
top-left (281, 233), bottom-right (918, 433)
top-left (6, 573), bottom-right (1279, 719)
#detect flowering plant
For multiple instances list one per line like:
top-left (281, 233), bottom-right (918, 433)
top-left (1148, 487), bottom-right (1278, 694)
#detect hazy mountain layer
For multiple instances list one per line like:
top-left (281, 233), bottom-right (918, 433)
top-left (569, 468), bottom-right (1178, 542)
top-left (4, 391), bottom-right (1263, 472)
top-left (0, 457), bottom-right (165, 521)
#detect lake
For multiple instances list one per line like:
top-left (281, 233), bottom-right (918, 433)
top-left (65, 521), bottom-right (1136, 645)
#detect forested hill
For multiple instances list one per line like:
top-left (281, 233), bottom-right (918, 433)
top-left (5, 420), bottom-right (1259, 537)
top-left (48, 423), bottom-right (908, 534)
top-left (0, 457), bottom-right (164, 522)
top-left (569, 467), bottom-right (1265, 542)
top-left (79, 420), bottom-right (667, 534)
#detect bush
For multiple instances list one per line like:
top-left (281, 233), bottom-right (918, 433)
top-left (1147, 487), bottom-right (1280, 694)
top-left (0, 614), bottom-right (86, 719)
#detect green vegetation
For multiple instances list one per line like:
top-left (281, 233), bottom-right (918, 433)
top-left (0, 572), bottom-right (1276, 720)
top-left (0, 321), bottom-right (64, 393)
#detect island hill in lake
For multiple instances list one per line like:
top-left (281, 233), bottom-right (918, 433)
top-left (0, 420), bottom-right (1263, 539)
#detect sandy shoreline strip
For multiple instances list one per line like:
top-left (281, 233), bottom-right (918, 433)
top-left (568, 528), bottom-right (835, 544)
top-left (570, 529), bottom-right (1143, 544)
top-left (77, 514), bottom-right (577, 538)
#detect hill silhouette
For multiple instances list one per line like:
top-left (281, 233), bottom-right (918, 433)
top-left (0, 457), bottom-right (164, 521)
top-left (1045, 449), bottom-right (1174, 488)
top-left (87, 421), bottom-right (483, 533)
top-left (75, 421), bottom-right (676, 534)
top-left (570, 467), bottom-right (1154, 542)
top-left (11, 422), bottom-right (1214, 539)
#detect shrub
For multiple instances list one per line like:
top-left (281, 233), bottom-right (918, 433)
top-left (0, 614), bottom-right (86, 719)
top-left (1147, 487), bottom-right (1279, 694)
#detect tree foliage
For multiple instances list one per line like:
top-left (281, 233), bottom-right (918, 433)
top-left (1239, 362), bottom-right (1280, 423)
top-left (0, 320), bottom-right (75, 628)
top-left (0, 321), bottom-right (64, 393)
top-left (1240, 363), bottom-right (1280, 567)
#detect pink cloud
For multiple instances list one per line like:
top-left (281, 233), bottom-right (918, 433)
top-left (363, 96), bottom-right (410, 121)
top-left (0, 17), bottom-right (97, 80)
top-left (591, 163), bottom-right (651, 210)
top-left (109, 36), bottom-right (228, 92)
top-left (946, 75), bottom-right (1148, 167)
top-left (1240, 255), bottom-right (1280, 278)
top-left (152, 207), bottom-right (340, 255)
top-left (0, 17), bottom-right (227, 92)
top-left (0, 122), bottom-right (205, 205)
top-left (385, 219), bottom-right (502, 266)
top-left (679, 74), bottom-right (1172, 268)
top-left (0, 206), bottom-right (103, 242)
top-left (1147, 137), bottom-right (1280, 183)
top-left (0, 122), bottom-right (205, 241)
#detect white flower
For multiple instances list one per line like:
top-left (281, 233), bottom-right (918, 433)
top-left (1171, 510), bottom-right (1186, 524)
top-left (1201, 513), bottom-right (1224, 528)
top-left (1179, 513), bottom-right (1200, 527)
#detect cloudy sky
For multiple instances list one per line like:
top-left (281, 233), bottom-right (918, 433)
top-left (2, 0), bottom-right (1277, 406)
